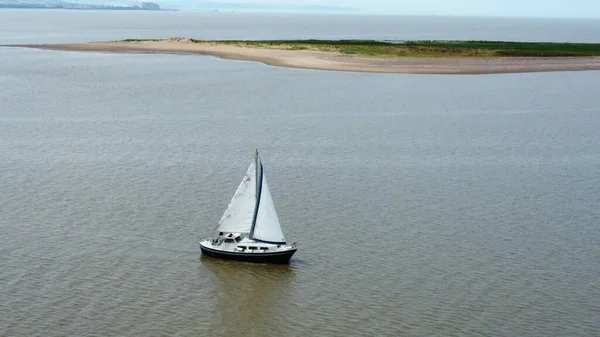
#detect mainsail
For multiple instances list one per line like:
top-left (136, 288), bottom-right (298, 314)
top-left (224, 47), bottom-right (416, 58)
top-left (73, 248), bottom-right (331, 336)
top-left (216, 161), bottom-right (257, 234)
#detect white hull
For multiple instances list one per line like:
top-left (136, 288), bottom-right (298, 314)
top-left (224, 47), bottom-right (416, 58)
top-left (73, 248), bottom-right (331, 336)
top-left (199, 238), bottom-right (296, 254)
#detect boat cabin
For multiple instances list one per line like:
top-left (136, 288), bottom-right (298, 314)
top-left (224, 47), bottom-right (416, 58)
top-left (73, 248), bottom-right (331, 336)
top-left (235, 246), bottom-right (269, 252)
top-left (213, 232), bottom-right (277, 253)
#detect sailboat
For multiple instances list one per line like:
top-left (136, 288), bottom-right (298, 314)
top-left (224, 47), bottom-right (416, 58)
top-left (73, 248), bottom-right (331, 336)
top-left (199, 150), bottom-right (297, 264)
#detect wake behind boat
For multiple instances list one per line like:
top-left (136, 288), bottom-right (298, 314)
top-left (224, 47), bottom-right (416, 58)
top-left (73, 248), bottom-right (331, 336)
top-left (199, 150), bottom-right (297, 264)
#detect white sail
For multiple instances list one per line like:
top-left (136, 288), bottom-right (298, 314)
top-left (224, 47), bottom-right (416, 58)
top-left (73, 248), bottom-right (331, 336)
top-left (251, 168), bottom-right (286, 244)
top-left (216, 161), bottom-right (256, 234)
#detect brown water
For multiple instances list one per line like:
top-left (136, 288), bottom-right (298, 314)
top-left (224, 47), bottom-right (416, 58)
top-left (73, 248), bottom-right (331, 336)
top-left (1, 11), bottom-right (600, 337)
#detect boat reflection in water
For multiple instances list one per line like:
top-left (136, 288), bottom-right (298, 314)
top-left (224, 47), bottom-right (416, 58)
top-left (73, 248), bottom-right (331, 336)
top-left (200, 255), bottom-right (297, 335)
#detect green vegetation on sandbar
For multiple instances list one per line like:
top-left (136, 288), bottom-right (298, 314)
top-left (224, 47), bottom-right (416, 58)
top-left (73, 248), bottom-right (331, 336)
top-left (120, 38), bottom-right (600, 58)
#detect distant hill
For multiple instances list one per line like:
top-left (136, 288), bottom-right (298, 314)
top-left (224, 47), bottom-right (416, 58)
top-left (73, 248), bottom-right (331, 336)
top-left (150, 1), bottom-right (357, 12)
top-left (0, 0), bottom-right (167, 10)
top-left (0, 0), bottom-right (356, 12)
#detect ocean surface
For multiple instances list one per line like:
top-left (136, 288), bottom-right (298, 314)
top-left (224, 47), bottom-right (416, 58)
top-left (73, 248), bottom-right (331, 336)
top-left (1, 9), bottom-right (600, 337)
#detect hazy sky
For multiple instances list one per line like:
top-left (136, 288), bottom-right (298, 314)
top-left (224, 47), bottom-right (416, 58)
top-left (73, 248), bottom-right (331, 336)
top-left (341, 0), bottom-right (598, 17)
top-left (166, 0), bottom-right (600, 18)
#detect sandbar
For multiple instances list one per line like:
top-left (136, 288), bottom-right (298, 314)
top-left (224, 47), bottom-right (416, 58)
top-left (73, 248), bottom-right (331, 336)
top-left (6, 39), bottom-right (600, 74)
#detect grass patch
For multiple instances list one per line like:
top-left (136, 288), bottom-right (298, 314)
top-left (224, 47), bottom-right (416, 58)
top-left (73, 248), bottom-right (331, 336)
top-left (119, 39), bottom-right (600, 58)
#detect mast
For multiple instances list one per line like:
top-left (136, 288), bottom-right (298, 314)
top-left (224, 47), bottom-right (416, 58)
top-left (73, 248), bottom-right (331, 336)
top-left (249, 149), bottom-right (262, 239)
top-left (255, 149), bottom-right (259, 201)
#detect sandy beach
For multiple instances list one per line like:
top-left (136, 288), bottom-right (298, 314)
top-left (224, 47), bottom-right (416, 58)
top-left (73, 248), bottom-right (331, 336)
top-left (8, 39), bottom-right (600, 74)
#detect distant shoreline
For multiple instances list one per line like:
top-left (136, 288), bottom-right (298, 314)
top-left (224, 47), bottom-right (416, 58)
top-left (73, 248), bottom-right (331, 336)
top-left (0, 7), bottom-right (174, 11)
top-left (0, 1), bottom-right (173, 11)
top-left (6, 38), bottom-right (600, 74)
